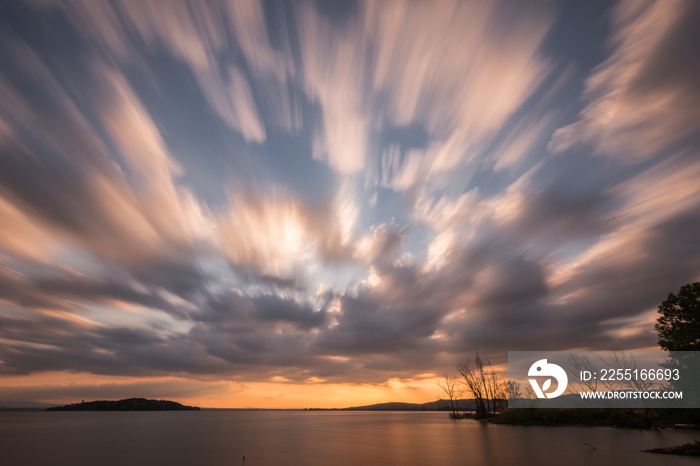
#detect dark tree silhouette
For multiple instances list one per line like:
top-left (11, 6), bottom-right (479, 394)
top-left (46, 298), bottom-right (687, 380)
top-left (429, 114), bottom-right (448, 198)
top-left (655, 282), bottom-right (700, 351)
top-left (655, 283), bottom-right (700, 408)
top-left (437, 372), bottom-right (461, 419)
top-left (458, 353), bottom-right (505, 417)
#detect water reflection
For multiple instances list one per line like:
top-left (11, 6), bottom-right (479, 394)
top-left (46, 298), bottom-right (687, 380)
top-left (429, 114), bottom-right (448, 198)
top-left (0, 411), bottom-right (697, 465)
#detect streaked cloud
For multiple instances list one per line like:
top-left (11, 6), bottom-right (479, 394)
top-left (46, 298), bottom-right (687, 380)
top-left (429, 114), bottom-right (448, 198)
top-left (549, 0), bottom-right (700, 160)
top-left (40, 0), bottom-right (300, 142)
top-left (1, 0), bottom-right (698, 407)
top-left (297, 3), bottom-right (370, 174)
top-left (369, 0), bottom-right (553, 189)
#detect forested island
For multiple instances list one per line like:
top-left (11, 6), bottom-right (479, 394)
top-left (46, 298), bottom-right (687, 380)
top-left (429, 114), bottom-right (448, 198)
top-left (46, 398), bottom-right (200, 411)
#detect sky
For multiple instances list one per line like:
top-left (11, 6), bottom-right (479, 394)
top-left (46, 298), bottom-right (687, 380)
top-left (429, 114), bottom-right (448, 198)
top-left (0, 0), bottom-right (698, 409)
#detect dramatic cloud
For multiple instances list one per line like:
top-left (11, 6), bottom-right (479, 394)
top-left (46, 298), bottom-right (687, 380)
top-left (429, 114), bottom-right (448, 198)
top-left (0, 0), bottom-right (698, 407)
top-left (549, 0), bottom-right (700, 160)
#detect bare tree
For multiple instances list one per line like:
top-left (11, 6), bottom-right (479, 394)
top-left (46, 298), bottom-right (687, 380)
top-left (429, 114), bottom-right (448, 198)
top-left (567, 353), bottom-right (599, 393)
top-left (437, 372), bottom-right (462, 418)
top-left (506, 380), bottom-right (523, 407)
top-left (458, 357), bottom-right (486, 416)
top-left (604, 351), bottom-right (656, 393)
top-left (458, 353), bottom-right (505, 417)
top-left (567, 353), bottom-right (604, 412)
top-left (568, 351), bottom-right (659, 424)
top-left (604, 351), bottom-right (659, 424)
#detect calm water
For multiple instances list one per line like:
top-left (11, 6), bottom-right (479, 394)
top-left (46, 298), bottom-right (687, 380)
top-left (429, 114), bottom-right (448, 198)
top-left (0, 410), bottom-right (698, 465)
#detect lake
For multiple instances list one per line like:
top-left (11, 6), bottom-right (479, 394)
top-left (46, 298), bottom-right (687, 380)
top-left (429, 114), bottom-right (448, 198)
top-left (0, 410), bottom-right (697, 465)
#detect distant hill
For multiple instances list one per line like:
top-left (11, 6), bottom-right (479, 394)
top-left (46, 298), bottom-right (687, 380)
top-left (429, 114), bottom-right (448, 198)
top-left (46, 398), bottom-right (200, 411)
top-left (342, 399), bottom-right (477, 411)
top-left (0, 401), bottom-right (55, 411)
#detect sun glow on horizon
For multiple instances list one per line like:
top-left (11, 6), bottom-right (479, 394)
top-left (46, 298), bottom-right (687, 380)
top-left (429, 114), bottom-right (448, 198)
top-left (0, 372), bottom-right (445, 409)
